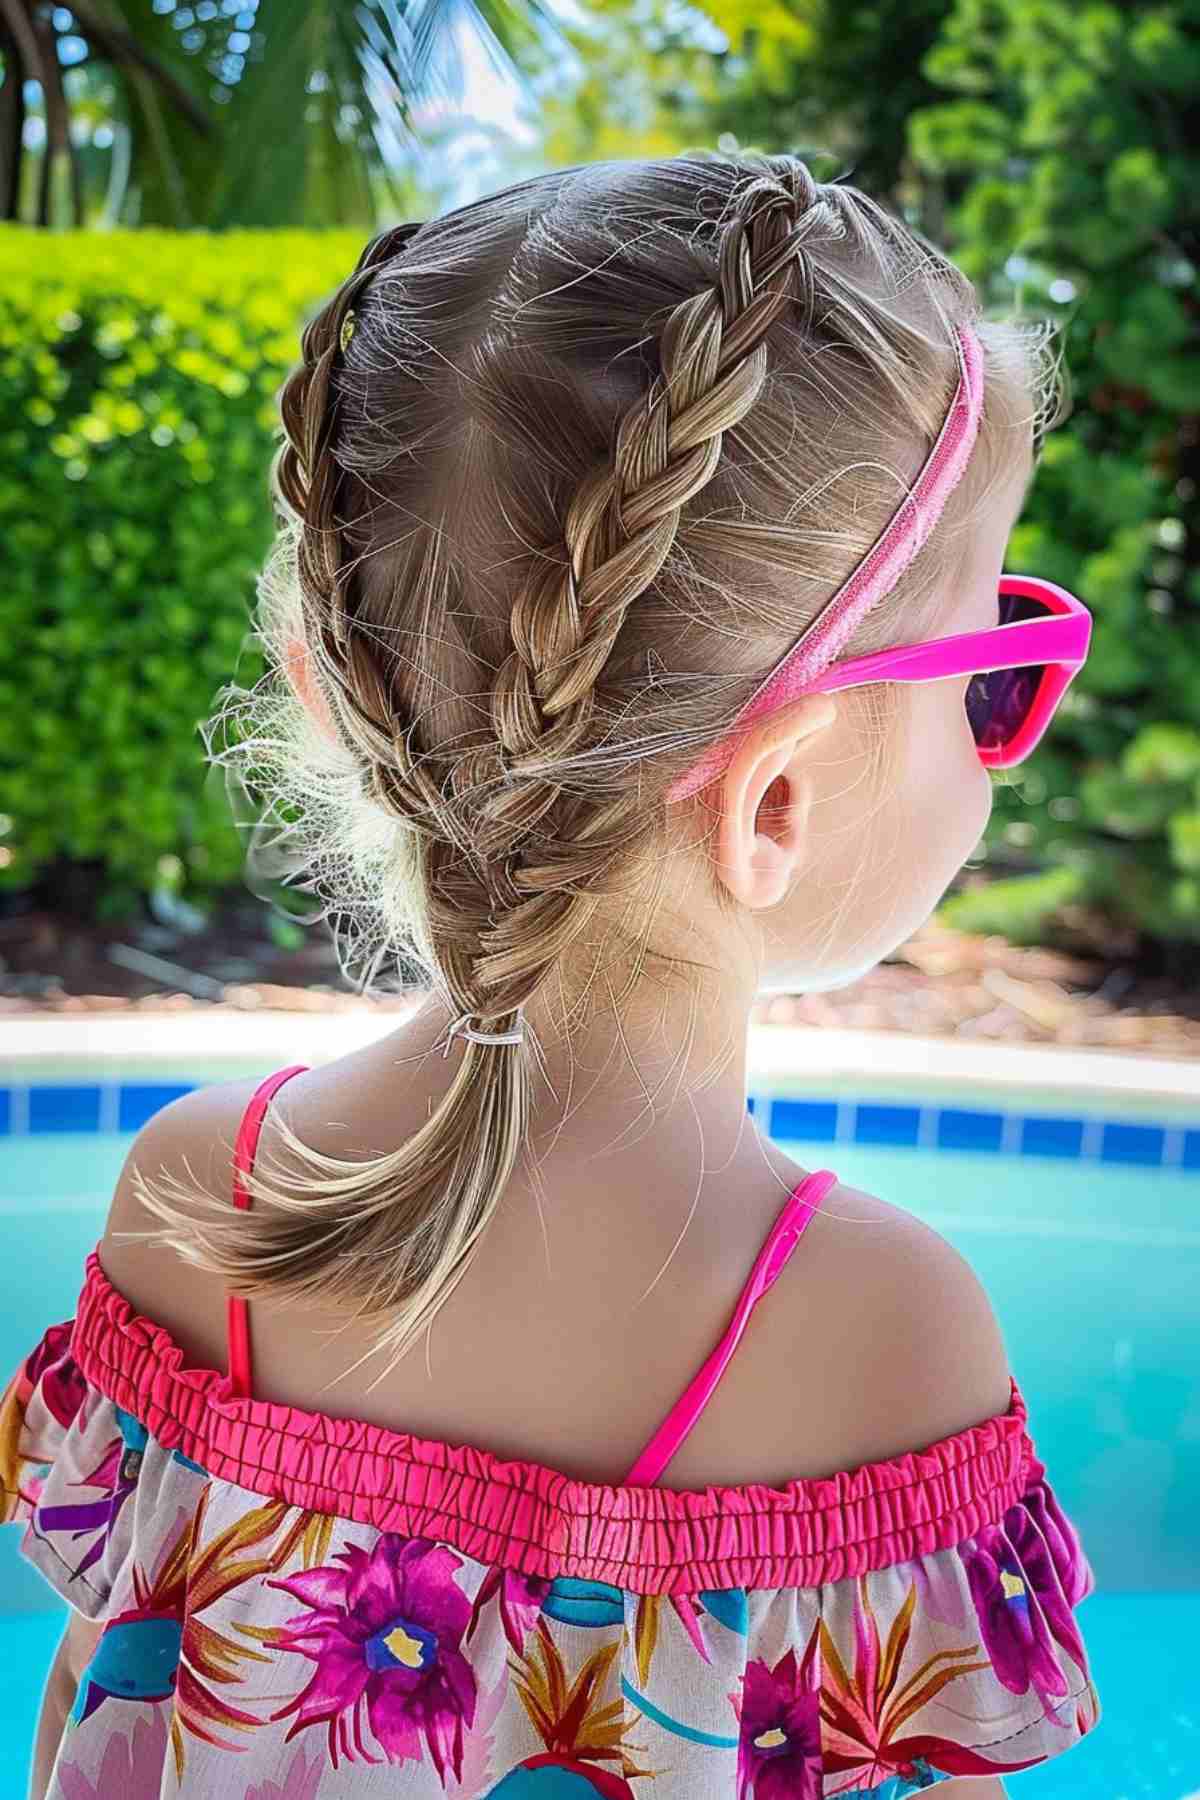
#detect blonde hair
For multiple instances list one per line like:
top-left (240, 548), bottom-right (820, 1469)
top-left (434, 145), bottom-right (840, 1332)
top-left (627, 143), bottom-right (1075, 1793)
top-left (140, 150), bottom-right (1064, 1364)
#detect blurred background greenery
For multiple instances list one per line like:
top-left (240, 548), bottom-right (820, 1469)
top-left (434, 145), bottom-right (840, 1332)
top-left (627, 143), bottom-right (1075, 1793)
top-left (1, 0), bottom-right (1197, 981)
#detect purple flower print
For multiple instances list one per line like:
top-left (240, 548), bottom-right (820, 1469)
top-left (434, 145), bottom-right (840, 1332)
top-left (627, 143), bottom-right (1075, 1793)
top-left (466, 1564), bottom-right (550, 1655)
top-left (452, 1671), bottom-right (508, 1800)
top-left (56, 1704), bottom-right (170, 1800)
top-left (907, 1547), bottom-right (970, 1631)
top-left (268, 1534), bottom-right (477, 1779)
top-left (243, 1744), bottom-right (324, 1800)
top-left (25, 1322), bottom-right (87, 1429)
top-left (737, 1648), bottom-right (822, 1800)
top-left (964, 1490), bottom-right (1092, 1726)
top-left (35, 1432), bottom-right (138, 1578)
top-left (1020, 1480), bottom-right (1096, 1614)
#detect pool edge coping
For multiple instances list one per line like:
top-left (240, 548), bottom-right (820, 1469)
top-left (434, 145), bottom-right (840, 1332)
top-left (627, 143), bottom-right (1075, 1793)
top-left (2, 1009), bottom-right (1196, 1106)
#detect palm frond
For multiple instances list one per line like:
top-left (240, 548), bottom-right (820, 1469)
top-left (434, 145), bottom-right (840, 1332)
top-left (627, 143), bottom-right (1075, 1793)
top-left (8, 0), bottom-right (559, 229)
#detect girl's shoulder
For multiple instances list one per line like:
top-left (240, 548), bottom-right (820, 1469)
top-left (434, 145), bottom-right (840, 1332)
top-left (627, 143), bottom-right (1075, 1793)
top-left (101, 1072), bottom-right (272, 1372)
top-left (665, 1170), bottom-right (1013, 1487)
top-left (99, 1058), bottom-right (410, 1373)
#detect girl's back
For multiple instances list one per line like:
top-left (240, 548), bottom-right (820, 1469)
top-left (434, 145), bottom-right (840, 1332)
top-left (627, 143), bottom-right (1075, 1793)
top-left (5, 148), bottom-right (1101, 1798)
top-left (105, 1030), bottom-right (1010, 1495)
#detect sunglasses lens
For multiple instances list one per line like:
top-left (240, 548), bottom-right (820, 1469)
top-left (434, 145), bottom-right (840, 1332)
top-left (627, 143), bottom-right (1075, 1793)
top-left (965, 591), bottom-right (1050, 750)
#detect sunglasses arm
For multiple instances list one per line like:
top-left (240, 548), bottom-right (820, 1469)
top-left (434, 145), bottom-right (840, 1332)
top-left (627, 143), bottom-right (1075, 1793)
top-left (806, 611), bottom-right (1091, 695)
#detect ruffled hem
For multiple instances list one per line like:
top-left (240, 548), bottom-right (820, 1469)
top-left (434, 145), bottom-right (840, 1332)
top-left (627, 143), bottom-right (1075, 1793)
top-left (3, 1286), bottom-right (1101, 1796)
top-left (50, 1247), bottom-right (1038, 1594)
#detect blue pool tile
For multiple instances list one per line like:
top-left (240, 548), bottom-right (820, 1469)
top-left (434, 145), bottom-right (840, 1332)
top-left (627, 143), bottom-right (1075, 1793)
top-left (29, 1085), bottom-right (101, 1133)
top-left (118, 1083), bottom-right (194, 1132)
top-left (1019, 1114), bottom-right (1084, 1159)
top-left (769, 1099), bottom-right (838, 1142)
top-left (1100, 1121), bottom-right (1166, 1167)
top-left (1184, 1130), bottom-right (1200, 1170)
top-left (853, 1104), bottom-right (921, 1147)
top-left (936, 1108), bottom-right (1004, 1153)
top-left (0, 1089), bottom-right (9, 1135)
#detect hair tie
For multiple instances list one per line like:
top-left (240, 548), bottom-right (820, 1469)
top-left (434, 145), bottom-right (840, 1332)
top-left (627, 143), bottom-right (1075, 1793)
top-left (441, 1010), bottom-right (526, 1056)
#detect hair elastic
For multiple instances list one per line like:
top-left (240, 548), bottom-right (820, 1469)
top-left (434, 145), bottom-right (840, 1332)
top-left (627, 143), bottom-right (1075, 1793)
top-left (441, 1010), bottom-right (526, 1056)
top-left (666, 321), bottom-right (985, 803)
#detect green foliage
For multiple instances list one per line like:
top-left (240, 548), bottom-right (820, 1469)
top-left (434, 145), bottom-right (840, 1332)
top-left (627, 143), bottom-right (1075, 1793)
top-left (941, 866), bottom-right (1085, 943)
top-left (914, 0), bottom-right (1200, 953)
top-left (8, 0), bottom-right (558, 231)
top-left (0, 224), bottom-right (360, 904)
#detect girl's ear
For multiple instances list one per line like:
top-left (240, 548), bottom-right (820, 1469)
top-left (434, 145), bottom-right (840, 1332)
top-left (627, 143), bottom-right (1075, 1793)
top-left (284, 634), bottom-right (338, 741)
top-left (712, 694), bottom-right (837, 909)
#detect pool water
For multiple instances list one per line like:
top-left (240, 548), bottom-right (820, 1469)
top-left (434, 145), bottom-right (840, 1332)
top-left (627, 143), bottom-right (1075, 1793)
top-left (3, 1123), bottom-right (1198, 1799)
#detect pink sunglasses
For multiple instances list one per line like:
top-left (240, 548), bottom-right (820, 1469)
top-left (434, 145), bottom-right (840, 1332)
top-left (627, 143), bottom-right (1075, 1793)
top-left (666, 322), bottom-right (1093, 803)
top-left (800, 571), bottom-right (1092, 768)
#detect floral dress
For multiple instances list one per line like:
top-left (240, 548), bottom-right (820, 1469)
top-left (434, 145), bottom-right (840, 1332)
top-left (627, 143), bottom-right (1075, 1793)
top-left (2, 1069), bottom-right (1100, 1798)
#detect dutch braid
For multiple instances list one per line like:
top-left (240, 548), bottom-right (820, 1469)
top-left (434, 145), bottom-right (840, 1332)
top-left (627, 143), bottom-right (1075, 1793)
top-left (275, 220), bottom-right (452, 846)
top-left (432, 165), bottom-right (835, 1033)
top-left (277, 165), bottom-right (837, 1049)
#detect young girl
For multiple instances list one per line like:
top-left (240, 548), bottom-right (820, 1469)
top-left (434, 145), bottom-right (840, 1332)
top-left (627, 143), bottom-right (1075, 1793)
top-left (5, 150), bottom-right (1100, 1798)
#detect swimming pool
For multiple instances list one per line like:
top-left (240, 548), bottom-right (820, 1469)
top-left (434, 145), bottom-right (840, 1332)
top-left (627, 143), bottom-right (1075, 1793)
top-left (2, 1067), bottom-right (1198, 1799)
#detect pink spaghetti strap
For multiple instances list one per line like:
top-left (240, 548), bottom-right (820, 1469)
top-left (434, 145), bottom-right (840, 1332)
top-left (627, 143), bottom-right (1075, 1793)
top-left (623, 1168), bottom-right (839, 1486)
top-left (227, 1065), bottom-right (309, 1399)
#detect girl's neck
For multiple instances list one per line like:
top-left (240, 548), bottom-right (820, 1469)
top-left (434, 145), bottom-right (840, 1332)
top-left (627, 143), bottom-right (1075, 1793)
top-left (412, 948), bottom-right (765, 1204)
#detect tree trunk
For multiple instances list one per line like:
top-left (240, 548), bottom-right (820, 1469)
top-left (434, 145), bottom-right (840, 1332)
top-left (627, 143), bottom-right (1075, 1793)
top-left (33, 9), bottom-right (82, 225)
top-left (0, 20), bottom-right (25, 220)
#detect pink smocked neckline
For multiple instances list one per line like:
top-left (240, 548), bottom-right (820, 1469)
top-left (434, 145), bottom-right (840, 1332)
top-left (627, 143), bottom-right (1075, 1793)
top-left (69, 1249), bottom-right (1036, 1596)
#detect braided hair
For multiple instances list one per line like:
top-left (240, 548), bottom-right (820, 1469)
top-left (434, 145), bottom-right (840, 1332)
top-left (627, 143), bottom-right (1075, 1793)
top-left (141, 150), bottom-right (1060, 1360)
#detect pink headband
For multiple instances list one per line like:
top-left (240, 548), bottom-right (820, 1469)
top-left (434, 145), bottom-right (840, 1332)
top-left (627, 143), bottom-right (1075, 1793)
top-left (666, 321), bottom-right (985, 803)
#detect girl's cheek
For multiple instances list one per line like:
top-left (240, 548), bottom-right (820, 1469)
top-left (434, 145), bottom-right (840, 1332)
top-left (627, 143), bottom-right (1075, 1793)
top-left (909, 681), bottom-right (989, 862)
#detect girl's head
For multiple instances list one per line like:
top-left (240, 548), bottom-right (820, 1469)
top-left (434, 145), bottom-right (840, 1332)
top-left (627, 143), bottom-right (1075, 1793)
top-left (186, 150), bottom-right (1062, 1353)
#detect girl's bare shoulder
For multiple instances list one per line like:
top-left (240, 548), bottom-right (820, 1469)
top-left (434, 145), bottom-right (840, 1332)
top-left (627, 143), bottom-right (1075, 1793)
top-left (660, 1137), bottom-right (1016, 1488)
top-left (101, 1074), bottom-right (271, 1373)
top-left (765, 1175), bottom-right (1015, 1473)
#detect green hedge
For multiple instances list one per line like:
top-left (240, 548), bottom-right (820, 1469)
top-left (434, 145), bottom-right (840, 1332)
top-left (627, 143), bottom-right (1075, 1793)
top-left (907, 1), bottom-right (1200, 961)
top-left (0, 226), bottom-right (359, 911)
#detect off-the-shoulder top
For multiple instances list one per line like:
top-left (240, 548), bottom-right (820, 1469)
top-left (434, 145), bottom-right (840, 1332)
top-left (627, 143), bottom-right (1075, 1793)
top-left (2, 1066), bottom-right (1100, 1796)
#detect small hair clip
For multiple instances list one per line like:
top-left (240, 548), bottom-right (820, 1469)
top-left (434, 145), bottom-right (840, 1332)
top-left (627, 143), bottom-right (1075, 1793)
top-left (441, 1010), bottom-right (525, 1056)
top-left (339, 311), bottom-right (356, 354)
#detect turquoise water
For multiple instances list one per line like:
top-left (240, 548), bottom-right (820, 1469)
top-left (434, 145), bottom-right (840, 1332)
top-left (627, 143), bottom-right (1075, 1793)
top-left (2, 1127), bottom-right (1198, 1797)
